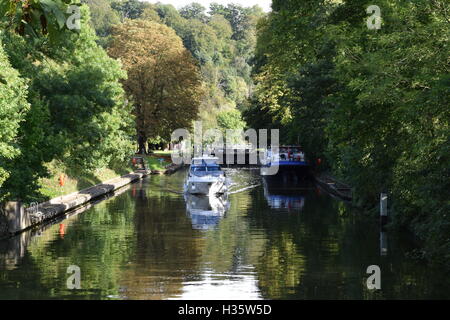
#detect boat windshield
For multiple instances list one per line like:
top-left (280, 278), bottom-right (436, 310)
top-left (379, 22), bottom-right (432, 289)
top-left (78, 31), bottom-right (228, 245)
top-left (192, 158), bottom-right (219, 166)
top-left (191, 166), bottom-right (221, 172)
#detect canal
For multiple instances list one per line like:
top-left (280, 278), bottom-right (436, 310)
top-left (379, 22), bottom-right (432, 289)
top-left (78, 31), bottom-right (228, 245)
top-left (0, 169), bottom-right (448, 299)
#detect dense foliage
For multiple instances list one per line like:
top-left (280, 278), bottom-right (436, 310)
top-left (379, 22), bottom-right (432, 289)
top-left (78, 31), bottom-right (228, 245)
top-left (81, 0), bottom-right (120, 46)
top-left (0, 4), bottom-right (134, 202)
top-left (245, 0), bottom-right (449, 264)
top-left (0, 1), bottom-right (265, 201)
top-left (0, 41), bottom-right (30, 189)
top-left (0, 0), bottom-right (81, 39)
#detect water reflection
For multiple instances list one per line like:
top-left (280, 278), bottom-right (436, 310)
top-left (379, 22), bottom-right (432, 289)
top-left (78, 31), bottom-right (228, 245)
top-left (185, 194), bottom-right (230, 230)
top-left (0, 169), bottom-right (448, 299)
top-left (262, 173), bottom-right (312, 211)
top-left (120, 178), bottom-right (201, 300)
top-left (263, 182), bottom-right (305, 211)
top-left (380, 229), bottom-right (388, 257)
top-left (174, 271), bottom-right (262, 300)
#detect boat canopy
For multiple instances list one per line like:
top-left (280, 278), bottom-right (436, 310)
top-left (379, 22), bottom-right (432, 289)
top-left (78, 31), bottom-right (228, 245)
top-left (191, 157), bottom-right (219, 166)
top-left (190, 157), bottom-right (223, 177)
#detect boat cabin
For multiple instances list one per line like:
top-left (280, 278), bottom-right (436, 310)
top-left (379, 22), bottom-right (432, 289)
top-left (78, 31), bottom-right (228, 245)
top-left (268, 146), bottom-right (305, 162)
top-left (190, 157), bottom-right (223, 175)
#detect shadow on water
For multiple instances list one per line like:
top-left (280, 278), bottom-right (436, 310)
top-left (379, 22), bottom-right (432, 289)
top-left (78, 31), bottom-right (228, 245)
top-left (0, 169), bottom-right (448, 299)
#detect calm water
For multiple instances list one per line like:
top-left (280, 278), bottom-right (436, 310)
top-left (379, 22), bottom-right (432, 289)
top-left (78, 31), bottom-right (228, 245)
top-left (0, 169), bottom-right (448, 299)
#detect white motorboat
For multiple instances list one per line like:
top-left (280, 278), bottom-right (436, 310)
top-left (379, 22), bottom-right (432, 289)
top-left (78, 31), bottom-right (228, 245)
top-left (184, 157), bottom-right (228, 196)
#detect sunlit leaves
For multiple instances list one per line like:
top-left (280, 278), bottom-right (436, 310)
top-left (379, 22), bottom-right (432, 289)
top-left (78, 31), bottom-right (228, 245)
top-left (0, 40), bottom-right (30, 191)
top-left (0, 0), bottom-right (81, 39)
top-left (0, 4), bottom-right (134, 201)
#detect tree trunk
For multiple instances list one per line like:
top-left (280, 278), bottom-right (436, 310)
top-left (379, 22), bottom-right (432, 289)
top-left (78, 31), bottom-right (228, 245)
top-left (137, 131), bottom-right (147, 154)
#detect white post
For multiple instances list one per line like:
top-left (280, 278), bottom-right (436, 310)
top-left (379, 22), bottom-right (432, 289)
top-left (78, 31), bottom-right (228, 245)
top-left (380, 193), bottom-right (388, 225)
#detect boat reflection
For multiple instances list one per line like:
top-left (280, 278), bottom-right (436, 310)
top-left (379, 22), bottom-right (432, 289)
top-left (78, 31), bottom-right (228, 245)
top-left (262, 173), bottom-right (312, 211)
top-left (184, 194), bottom-right (230, 230)
top-left (264, 192), bottom-right (305, 211)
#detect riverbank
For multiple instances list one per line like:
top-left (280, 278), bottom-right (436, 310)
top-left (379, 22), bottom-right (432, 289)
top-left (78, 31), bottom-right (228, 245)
top-left (141, 152), bottom-right (184, 175)
top-left (0, 153), bottom-right (186, 239)
top-left (38, 160), bottom-right (135, 203)
top-left (314, 171), bottom-right (449, 269)
top-left (314, 173), bottom-right (353, 202)
top-left (0, 171), bottom-right (148, 239)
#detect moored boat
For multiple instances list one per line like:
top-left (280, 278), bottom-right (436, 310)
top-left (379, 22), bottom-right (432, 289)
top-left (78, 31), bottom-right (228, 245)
top-left (261, 145), bottom-right (311, 176)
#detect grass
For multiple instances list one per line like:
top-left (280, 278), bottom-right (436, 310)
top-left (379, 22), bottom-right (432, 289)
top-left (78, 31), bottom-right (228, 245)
top-left (37, 152), bottom-right (174, 202)
top-left (38, 160), bottom-right (134, 201)
top-left (149, 150), bottom-right (172, 157)
top-left (142, 153), bottom-right (171, 171)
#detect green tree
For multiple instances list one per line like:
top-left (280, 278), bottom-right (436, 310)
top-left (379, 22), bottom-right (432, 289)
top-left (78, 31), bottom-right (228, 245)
top-left (208, 14), bottom-right (233, 40)
top-left (154, 3), bottom-right (186, 31)
top-left (1, 4), bottom-right (135, 201)
top-left (248, 0), bottom-right (450, 265)
top-left (0, 40), bottom-right (30, 194)
top-left (81, 0), bottom-right (120, 46)
top-left (217, 109), bottom-right (246, 145)
top-left (140, 5), bottom-right (161, 23)
top-left (180, 2), bottom-right (207, 22)
top-left (111, 0), bottom-right (146, 20)
top-left (0, 0), bottom-right (81, 39)
top-left (209, 3), bottom-right (252, 41)
top-left (217, 109), bottom-right (246, 130)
